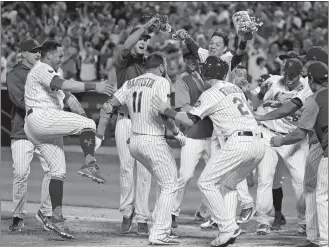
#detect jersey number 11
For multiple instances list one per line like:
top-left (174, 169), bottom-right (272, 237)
top-left (132, 91), bottom-right (142, 113)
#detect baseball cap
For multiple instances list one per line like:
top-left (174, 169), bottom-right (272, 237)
top-left (257, 74), bottom-right (271, 84)
top-left (283, 58), bottom-right (303, 78)
top-left (20, 39), bottom-right (42, 52)
top-left (302, 46), bottom-right (328, 65)
top-left (201, 56), bottom-right (229, 80)
top-left (129, 26), bottom-right (151, 40)
top-left (279, 51), bottom-right (299, 61)
top-left (307, 61), bottom-right (328, 80)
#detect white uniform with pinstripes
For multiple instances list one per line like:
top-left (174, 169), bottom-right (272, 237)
top-left (24, 61), bottom-right (96, 180)
top-left (11, 139), bottom-right (52, 218)
top-left (189, 81), bottom-right (265, 233)
top-left (114, 72), bottom-right (177, 240)
top-left (256, 75), bottom-right (312, 226)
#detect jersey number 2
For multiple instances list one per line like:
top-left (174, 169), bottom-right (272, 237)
top-left (132, 91), bottom-right (142, 113)
top-left (233, 97), bottom-right (250, 116)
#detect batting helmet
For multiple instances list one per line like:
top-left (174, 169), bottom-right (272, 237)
top-left (201, 56), bottom-right (229, 80)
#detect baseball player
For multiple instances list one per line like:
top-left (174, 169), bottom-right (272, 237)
top-left (95, 53), bottom-right (185, 245)
top-left (6, 39), bottom-right (51, 232)
top-left (101, 18), bottom-right (162, 235)
top-left (24, 40), bottom-right (114, 239)
top-left (270, 61), bottom-right (328, 247)
top-left (152, 56), bottom-right (266, 247)
top-left (243, 58), bottom-right (313, 235)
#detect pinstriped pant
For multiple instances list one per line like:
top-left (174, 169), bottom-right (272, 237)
top-left (317, 157), bottom-right (328, 246)
top-left (198, 134), bottom-right (265, 233)
top-left (128, 134), bottom-right (177, 240)
top-left (115, 115), bottom-right (151, 222)
top-left (24, 108), bottom-right (96, 180)
top-left (256, 126), bottom-right (308, 226)
top-left (11, 139), bottom-right (52, 218)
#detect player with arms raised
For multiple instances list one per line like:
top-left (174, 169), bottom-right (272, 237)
top-left (152, 56), bottom-right (266, 247)
top-left (95, 54), bottom-right (185, 245)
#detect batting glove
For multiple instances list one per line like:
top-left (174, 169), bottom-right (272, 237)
top-left (173, 130), bottom-right (186, 146)
top-left (95, 136), bottom-right (103, 152)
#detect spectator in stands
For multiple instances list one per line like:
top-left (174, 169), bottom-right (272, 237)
top-left (78, 35), bottom-right (98, 82)
top-left (61, 37), bottom-right (78, 79)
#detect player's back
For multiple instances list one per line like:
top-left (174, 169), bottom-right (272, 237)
top-left (125, 73), bottom-right (170, 136)
top-left (204, 82), bottom-right (259, 137)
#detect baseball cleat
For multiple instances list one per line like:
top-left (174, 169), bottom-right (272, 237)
top-left (237, 207), bottom-right (255, 224)
top-left (45, 216), bottom-right (74, 239)
top-left (210, 228), bottom-right (241, 247)
top-left (35, 210), bottom-right (51, 231)
top-left (256, 224), bottom-right (271, 235)
top-left (137, 222), bottom-right (149, 236)
top-left (171, 215), bottom-right (178, 228)
top-left (149, 235), bottom-right (180, 245)
top-left (270, 214), bottom-right (286, 231)
top-left (298, 222), bottom-right (306, 235)
top-left (121, 210), bottom-right (135, 234)
top-left (201, 218), bottom-right (218, 229)
top-left (78, 155), bottom-right (107, 184)
top-left (169, 229), bottom-right (179, 239)
top-left (9, 217), bottom-right (24, 232)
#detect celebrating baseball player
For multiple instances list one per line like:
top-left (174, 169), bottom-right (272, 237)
top-left (24, 40), bottom-right (114, 239)
top-left (95, 53), bottom-right (185, 245)
top-left (152, 56), bottom-right (266, 247)
top-left (6, 39), bottom-right (51, 232)
top-left (270, 61), bottom-right (328, 247)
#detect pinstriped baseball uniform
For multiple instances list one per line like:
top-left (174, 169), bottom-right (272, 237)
top-left (189, 81), bottom-right (265, 233)
top-left (24, 61), bottom-right (96, 179)
top-left (114, 48), bottom-right (151, 223)
top-left (256, 75), bottom-right (312, 226)
top-left (114, 72), bottom-right (177, 240)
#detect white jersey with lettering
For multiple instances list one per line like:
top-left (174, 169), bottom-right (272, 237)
top-left (198, 48), bottom-right (233, 82)
top-left (25, 61), bottom-right (65, 110)
top-left (258, 75), bottom-right (312, 133)
top-left (114, 72), bottom-right (170, 136)
top-left (190, 81), bottom-right (260, 137)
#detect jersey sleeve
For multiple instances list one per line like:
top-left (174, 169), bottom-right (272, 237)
top-left (291, 88), bottom-right (313, 108)
top-left (175, 76), bottom-right (191, 109)
top-left (297, 97), bottom-right (319, 131)
top-left (188, 91), bottom-right (216, 119)
top-left (198, 48), bottom-right (209, 63)
top-left (38, 66), bottom-right (59, 87)
top-left (157, 78), bottom-right (171, 103)
top-left (113, 81), bottom-right (127, 105)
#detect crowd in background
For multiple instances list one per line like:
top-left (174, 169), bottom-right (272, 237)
top-left (1, 1), bottom-right (328, 89)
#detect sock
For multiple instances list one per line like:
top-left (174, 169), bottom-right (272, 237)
top-left (49, 178), bottom-right (64, 219)
top-left (80, 128), bottom-right (95, 158)
top-left (272, 187), bottom-right (283, 214)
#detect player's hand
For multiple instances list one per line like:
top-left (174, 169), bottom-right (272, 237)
top-left (259, 81), bottom-right (272, 95)
top-left (270, 136), bottom-right (283, 147)
top-left (95, 81), bottom-right (115, 97)
top-left (173, 130), bottom-right (186, 146)
top-left (253, 112), bottom-right (265, 122)
top-left (262, 100), bottom-right (283, 108)
top-left (143, 17), bottom-right (159, 32)
top-left (151, 95), bottom-right (170, 114)
top-left (95, 136), bottom-right (102, 152)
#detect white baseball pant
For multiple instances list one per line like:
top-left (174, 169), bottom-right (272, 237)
top-left (115, 114), bottom-right (151, 223)
top-left (198, 133), bottom-right (265, 233)
top-left (316, 156), bottom-right (328, 247)
top-left (128, 134), bottom-right (178, 240)
top-left (24, 108), bottom-right (96, 180)
top-left (304, 142), bottom-right (323, 243)
top-left (256, 126), bottom-right (308, 226)
top-left (11, 139), bottom-right (52, 218)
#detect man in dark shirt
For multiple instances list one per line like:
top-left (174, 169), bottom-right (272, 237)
top-left (95, 17), bottom-right (159, 235)
top-left (270, 61), bottom-right (328, 247)
top-left (6, 39), bottom-right (52, 232)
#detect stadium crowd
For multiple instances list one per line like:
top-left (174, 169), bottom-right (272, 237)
top-left (1, 1), bottom-right (328, 88)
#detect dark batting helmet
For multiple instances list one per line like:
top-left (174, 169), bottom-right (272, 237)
top-left (201, 56), bottom-right (229, 80)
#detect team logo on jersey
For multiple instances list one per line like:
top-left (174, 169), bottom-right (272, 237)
top-left (194, 100), bottom-right (201, 107)
top-left (48, 70), bottom-right (54, 73)
top-left (288, 62), bottom-right (293, 67)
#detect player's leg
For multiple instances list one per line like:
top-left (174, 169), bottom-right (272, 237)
top-left (316, 157), bottom-right (328, 246)
top-left (115, 115), bottom-right (151, 233)
top-left (34, 147), bottom-right (52, 230)
top-left (10, 139), bottom-right (34, 231)
top-left (236, 179), bottom-right (255, 224)
top-left (129, 135), bottom-right (178, 244)
top-left (198, 135), bottom-right (265, 246)
top-left (25, 108), bottom-right (104, 183)
top-left (304, 142), bottom-right (323, 244)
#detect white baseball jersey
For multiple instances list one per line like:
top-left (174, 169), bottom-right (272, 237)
top-left (257, 75), bottom-right (312, 133)
top-left (189, 81), bottom-right (260, 138)
top-left (198, 48), bottom-right (233, 82)
top-left (25, 61), bottom-right (65, 110)
top-left (114, 72), bottom-right (170, 136)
